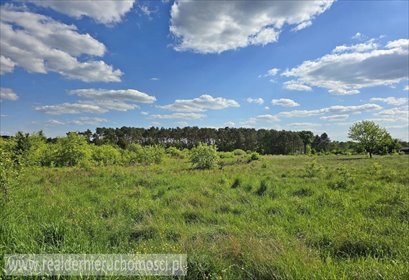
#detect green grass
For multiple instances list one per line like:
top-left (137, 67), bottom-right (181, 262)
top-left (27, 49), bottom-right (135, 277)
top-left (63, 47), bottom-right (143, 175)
top-left (1, 155), bottom-right (409, 279)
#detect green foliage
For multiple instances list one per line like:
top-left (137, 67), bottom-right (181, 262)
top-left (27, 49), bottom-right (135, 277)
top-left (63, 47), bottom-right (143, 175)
top-left (53, 133), bottom-right (91, 167)
top-left (304, 158), bottom-right (323, 178)
top-left (125, 144), bottom-right (165, 165)
top-left (233, 149), bottom-right (246, 156)
top-left (166, 146), bottom-right (184, 159)
top-left (0, 143), bottom-right (20, 201)
top-left (190, 143), bottom-right (219, 169)
top-left (91, 145), bottom-right (122, 166)
top-left (249, 152), bottom-right (260, 161)
top-left (231, 178), bottom-right (241, 189)
top-left (219, 151), bottom-right (234, 158)
top-left (328, 166), bottom-right (354, 190)
top-left (348, 121), bottom-right (392, 158)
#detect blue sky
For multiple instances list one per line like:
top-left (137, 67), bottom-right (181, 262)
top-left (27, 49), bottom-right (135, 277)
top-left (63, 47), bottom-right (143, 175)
top-left (0, 0), bottom-right (408, 140)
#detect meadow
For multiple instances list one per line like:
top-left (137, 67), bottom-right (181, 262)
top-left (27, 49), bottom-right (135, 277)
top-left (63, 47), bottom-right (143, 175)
top-left (1, 154), bottom-right (409, 279)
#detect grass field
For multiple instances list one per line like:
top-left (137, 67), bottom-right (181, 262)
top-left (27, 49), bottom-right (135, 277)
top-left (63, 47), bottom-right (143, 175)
top-left (1, 155), bottom-right (409, 279)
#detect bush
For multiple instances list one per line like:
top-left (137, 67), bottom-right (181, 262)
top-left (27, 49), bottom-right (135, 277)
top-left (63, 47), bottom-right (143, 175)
top-left (190, 143), bottom-right (219, 169)
top-left (219, 152), bottom-right (234, 159)
top-left (166, 147), bottom-right (184, 159)
top-left (53, 133), bottom-right (91, 167)
top-left (91, 145), bottom-right (121, 166)
top-left (249, 152), bottom-right (260, 161)
top-left (328, 166), bottom-right (354, 190)
top-left (304, 158), bottom-right (323, 178)
top-left (233, 149), bottom-right (246, 156)
top-left (125, 144), bottom-right (165, 165)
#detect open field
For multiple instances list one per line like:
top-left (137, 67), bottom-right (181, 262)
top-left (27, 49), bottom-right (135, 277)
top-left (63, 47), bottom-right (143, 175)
top-left (1, 155), bottom-right (409, 279)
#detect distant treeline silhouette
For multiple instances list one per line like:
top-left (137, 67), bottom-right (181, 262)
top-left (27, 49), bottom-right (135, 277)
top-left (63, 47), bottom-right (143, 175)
top-left (74, 126), bottom-right (350, 155)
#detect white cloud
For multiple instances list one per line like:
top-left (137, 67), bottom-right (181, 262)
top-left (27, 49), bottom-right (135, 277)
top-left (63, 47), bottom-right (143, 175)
top-left (46, 119), bottom-right (66, 125)
top-left (150, 77), bottom-right (159, 81)
top-left (46, 117), bottom-right (109, 126)
top-left (28, 0), bottom-right (135, 24)
top-left (224, 121), bottom-right (235, 127)
top-left (271, 98), bottom-right (299, 107)
top-left (374, 106), bottom-right (408, 122)
top-left (332, 39), bottom-right (378, 53)
top-left (150, 113), bottom-right (205, 120)
top-left (158, 94), bottom-right (239, 112)
top-left (36, 88), bottom-right (155, 115)
top-left (245, 103), bottom-right (382, 126)
top-left (141, 111), bottom-right (149, 115)
top-left (283, 80), bottom-right (312, 91)
top-left (0, 56), bottom-right (15, 74)
top-left (247, 97), bottom-right (264, 105)
top-left (370, 97), bottom-right (408, 106)
top-left (35, 103), bottom-right (106, 115)
top-left (264, 106), bottom-right (270, 110)
top-left (320, 114), bottom-right (349, 121)
top-left (170, 0), bottom-right (334, 53)
top-left (282, 38), bottom-right (409, 95)
top-left (70, 89), bottom-right (156, 104)
top-left (0, 6), bottom-right (122, 82)
top-left (255, 114), bottom-right (280, 122)
top-left (0, 88), bottom-right (18, 101)
top-left (404, 85), bottom-right (409, 91)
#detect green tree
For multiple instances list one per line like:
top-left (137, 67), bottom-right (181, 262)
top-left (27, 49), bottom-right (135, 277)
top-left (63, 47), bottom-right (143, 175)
top-left (348, 121), bottom-right (391, 158)
top-left (298, 131), bottom-right (314, 154)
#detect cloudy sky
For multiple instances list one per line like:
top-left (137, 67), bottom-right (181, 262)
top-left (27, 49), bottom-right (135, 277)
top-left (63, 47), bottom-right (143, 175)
top-left (0, 0), bottom-right (408, 140)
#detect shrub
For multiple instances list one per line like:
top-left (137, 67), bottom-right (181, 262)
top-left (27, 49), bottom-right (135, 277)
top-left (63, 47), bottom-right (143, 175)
top-left (249, 152), bottom-right (260, 161)
top-left (328, 166), bottom-right (354, 190)
top-left (125, 144), bottom-right (165, 165)
top-left (166, 147), bottom-right (184, 159)
top-left (190, 143), bottom-right (219, 169)
top-left (219, 152), bottom-right (234, 159)
top-left (53, 133), bottom-right (91, 167)
top-left (233, 149), bottom-right (246, 156)
top-left (91, 145), bottom-right (121, 166)
top-left (304, 158), bottom-right (323, 178)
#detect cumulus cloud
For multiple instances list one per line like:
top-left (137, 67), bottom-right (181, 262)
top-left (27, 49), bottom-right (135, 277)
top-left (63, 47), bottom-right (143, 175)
top-left (247, 97), bottom-right (264, 105)
top-left (70, 89), bottom-right (156, 104)
top-left (374, 106), bottom-right (408, 122)
top-left (0, 56), bottom-right (15, 74)
top-left (370, 97), bottom-right (408, 106)
top-left (158, 94), bottom-right (239, 112)
top-left (150, 112), bottom-right (205, 120)
top-left (283, 80), bottom-right (312, 91)
top-left (246, 103), bottom-right (382, 126)
top-left (170, 0), bottom-right (334, 53)
top-left (282, 38), bottom-right (409, 95)
top-left (224, 121), bottom-right (235, 127)
top-left (0, 88), bottom-right (18, 101)
top-left (27, 0), bottom-right (135, 24)
top-left (271, 98), bottom-right (299, 107)
top-left (0, 6), bottom-right (122, 82)
top-left (36, 88), bottom-right (155, 114)
top-left (404, 85), bottom-right (409, 91)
